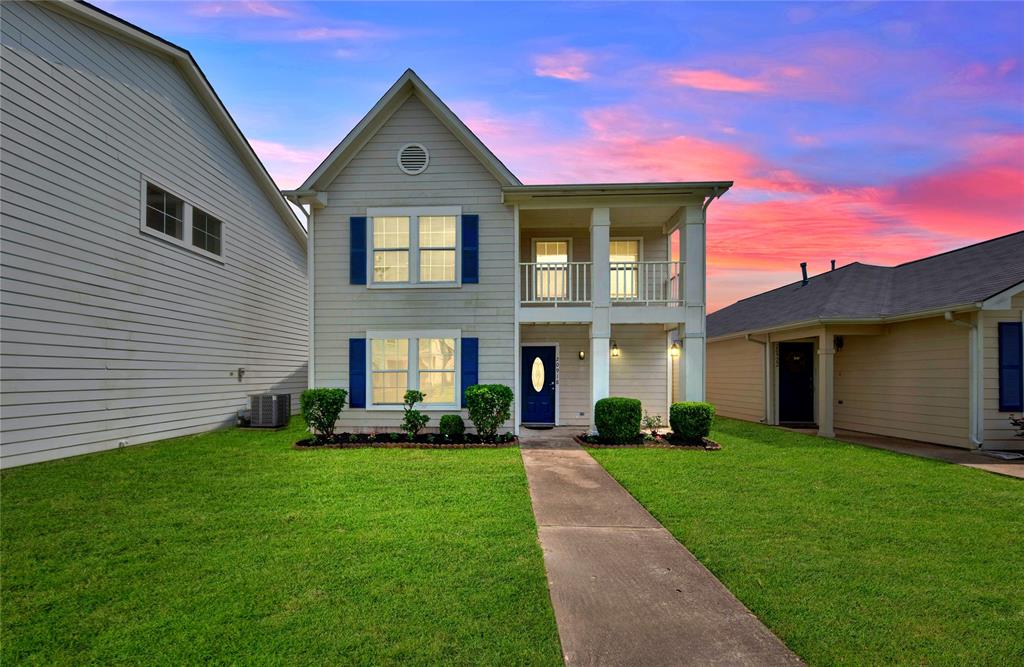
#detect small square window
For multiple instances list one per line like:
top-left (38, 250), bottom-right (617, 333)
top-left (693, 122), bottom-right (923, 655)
top-left (192, 209), bottom-right (223, 256)
top-left (145, 183), bottom-right (184, 240)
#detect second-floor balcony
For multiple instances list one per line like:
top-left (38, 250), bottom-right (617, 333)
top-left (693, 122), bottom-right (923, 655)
top-left (520, 260), bottom-right (683, 307)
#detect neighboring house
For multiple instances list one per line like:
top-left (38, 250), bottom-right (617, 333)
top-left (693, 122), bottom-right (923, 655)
top-left (285, 70), bottom-right (728, 433)
top-left (706, 232), bottom-right (1024, 451)
top-left (0, 1), bottom-right (308, 467)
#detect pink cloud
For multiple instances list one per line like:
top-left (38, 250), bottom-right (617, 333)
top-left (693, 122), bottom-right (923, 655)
top-left (290, 25), bottom-right (389, 41)
top-left (190, 1), bottom-right (293, 18)
top-left (462, 102), bottom-right (1022, 311)
top-left (666, 69), bottom-right (769, 93)
top-left (533, 49), bottom-right (594, 81)
top-left (250, 139), bottom-right (329, 190)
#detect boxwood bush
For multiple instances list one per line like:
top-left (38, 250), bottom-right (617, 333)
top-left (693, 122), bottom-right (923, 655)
top-left (439, 414), bottom-right (465, 439)
top-left (465, 384), bottom-right (514, 441)
top-left (670, 402), bottom-right (715, 443)
top-left (300, 388), bottom-right (347, 441)
top-left (594, 397), bottom-right (642, 442)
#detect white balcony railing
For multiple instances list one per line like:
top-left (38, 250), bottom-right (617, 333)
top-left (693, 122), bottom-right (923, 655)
top-left (611, 261), bottom-right (683, 305)
top-left (520, 261), bottom-right (683, 306)
top-left (520, 262), bottom-right (591, 305)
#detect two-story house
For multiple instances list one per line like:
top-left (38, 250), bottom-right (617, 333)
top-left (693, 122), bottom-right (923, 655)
top-left (287, 70), bottom-right (730, 433)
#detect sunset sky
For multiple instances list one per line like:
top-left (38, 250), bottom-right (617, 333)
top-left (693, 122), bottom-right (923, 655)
top-left (98, 1), bottom-right (1024, 311)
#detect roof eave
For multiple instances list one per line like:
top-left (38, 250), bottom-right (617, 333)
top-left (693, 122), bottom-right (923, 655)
top-left (299, 69), bottom-right (521, 192)
top-left (51, 1), bottom-right (306, 244)
top-left (708, 302), bottom-right (982, 342)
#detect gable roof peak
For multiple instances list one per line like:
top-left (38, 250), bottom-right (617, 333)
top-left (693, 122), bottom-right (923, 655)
top-left (298, 69), bottom-right (521, 191)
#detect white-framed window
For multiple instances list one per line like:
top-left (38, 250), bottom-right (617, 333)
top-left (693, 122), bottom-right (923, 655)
top-left (367, 206), bottom-right (461, 287)
top-left (367, 330), bottom-right (461, 409)
top-left (139, 177), bottom-right (225, 260)
top-left (532, 238), bottom-right (572, 299)
top-left (610, 237), bottom-right (642, 299)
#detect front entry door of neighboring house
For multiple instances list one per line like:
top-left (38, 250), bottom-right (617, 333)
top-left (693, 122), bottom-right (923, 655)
top-left (778, 342), bottom-right (815, 424)
top-left (522, 346), bottom-right (557, 425)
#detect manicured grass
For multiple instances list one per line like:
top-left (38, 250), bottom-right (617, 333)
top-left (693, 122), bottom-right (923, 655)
top-left (1, 420), bottom-right (562, 665)
top-left (589, 418), bottom-right (1024, 666)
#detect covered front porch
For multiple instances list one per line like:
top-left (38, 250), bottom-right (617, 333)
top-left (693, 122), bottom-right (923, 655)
top-left (505, 182), bottom-right (730, 434)
top-left (517, 322), bottom-right (692, 431)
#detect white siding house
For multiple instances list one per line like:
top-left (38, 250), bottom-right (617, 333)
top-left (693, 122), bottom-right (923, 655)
top-left (0, 1), bottom-right (308, 467)
top-left (288, 70), bottom-right (729, 434)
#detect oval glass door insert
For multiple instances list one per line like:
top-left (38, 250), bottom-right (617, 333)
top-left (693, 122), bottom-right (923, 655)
top-left (531, 357), bottom-right (545, 393)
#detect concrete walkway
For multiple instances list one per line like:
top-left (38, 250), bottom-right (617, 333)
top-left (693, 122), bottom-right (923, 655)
top-left (833, 429), bottom-right (1024, 480)
top-left (520, 429), bottom-right (801, 666)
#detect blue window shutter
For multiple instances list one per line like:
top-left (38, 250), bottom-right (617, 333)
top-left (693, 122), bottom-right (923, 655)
top-left (998, 322), bottom-right (1023, 412)
top-left (462, 214), bottom-right (479, 284)
top-left (461, 338), bottom-right (479, 408)
top-left (349, 338), bottom-right (366, 408)
top-left (350, 216), bottom-right (367, 285)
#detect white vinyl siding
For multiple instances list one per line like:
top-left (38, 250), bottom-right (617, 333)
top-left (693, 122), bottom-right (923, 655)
top-left (314, 94), bottom-right (513, 430)
top-left (0, 2), bottom-right (307, 467)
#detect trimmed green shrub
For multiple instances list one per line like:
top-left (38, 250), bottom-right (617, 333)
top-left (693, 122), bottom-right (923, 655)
top-left (465, 384), bottom-right (514, 441)
top-left (439, 414), bottom-right (465, 439)
top-left (594, 397), bottom-right (642, 442)
top-left (402, 390), bottom-right (429, 438)
top-left (670, 402), bottom-right (715, 442)
top-left (300, 388), bottom-right (347, 440)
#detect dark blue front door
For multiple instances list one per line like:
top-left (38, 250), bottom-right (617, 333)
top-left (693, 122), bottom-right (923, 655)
top-left (522, 346), bottom-right (556, 424)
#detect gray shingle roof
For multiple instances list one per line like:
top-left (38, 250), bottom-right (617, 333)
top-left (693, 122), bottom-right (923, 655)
top-left (707, 231), bottom-right (1024, 339)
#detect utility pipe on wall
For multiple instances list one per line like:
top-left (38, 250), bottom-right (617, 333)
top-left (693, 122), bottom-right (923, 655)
top-left (945, 311), bottom-right (983, 446)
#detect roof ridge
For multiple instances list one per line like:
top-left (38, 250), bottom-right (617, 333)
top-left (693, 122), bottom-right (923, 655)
top-left (895, 230), bottom-right (1024, 268)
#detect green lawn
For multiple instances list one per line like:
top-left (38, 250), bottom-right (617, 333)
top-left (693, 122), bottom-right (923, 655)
top-left (589, 418), bottom-right (1024, 666)
top-left (1, 420), bottom-right (562, 666)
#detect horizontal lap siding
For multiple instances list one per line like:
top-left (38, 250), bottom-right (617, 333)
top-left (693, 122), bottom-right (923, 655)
top-left (0, 4), bottom-right (307, 467)
top-left (610, 324), bottom-right (670, 422)
top-left (520, 325), bottom-right (590, 426)
top-left (982, 297), bottom-right (1024, 450)
top-left (314, 95), bottom-right (514, 430)
top-left (834, 317), bottom-right (969, 447)
top-left (707, 338), bottom-right (765, 422)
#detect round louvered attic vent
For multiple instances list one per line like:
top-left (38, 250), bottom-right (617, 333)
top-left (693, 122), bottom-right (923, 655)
top-left (397, 143), bottom-right (429, 175)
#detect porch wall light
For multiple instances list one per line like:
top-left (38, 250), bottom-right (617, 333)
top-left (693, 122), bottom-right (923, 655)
top-left (670, 342), bottom-right (681, 358)
top-left (578, 350), bottom-right (586, 360)
top-left (610, 341), bottom-right (620, 358)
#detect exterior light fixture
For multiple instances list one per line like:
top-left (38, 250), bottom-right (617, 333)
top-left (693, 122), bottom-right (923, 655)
top-left (610, 341), bottom-right (620, 358)
top-left (670, 342), bottom-right (681, 358)
top-left (578, 350), bottom-right (586, 360)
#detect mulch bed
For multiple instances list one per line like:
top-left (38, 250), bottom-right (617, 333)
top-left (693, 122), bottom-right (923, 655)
top-left (574, 434), bottom-right (721, 450)
top-left (294, 433), bottom-right (518, 450)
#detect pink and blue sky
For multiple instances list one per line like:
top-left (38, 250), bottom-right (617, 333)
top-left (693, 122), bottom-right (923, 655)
top-left (99, 0), bottom-right (1024, 311)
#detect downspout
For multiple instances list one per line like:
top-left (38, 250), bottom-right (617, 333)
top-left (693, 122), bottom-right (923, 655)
top-left (746, 334), bottom-right (770, 423)
top-left (286, 195), bottom-right (315, 390)
top-left (945, 311), bottom-right (983, 446)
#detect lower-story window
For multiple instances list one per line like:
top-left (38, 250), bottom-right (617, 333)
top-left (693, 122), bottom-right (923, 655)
top-left (368, 331), bottom-right (459, 408)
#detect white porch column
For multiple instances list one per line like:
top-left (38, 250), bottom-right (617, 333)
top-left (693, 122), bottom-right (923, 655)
top-left (817, 331), bottom-right (835, 438)
top-left (682, 205), bottom-right (706, 401)
top-left (589, 208), bottom-right (611, 432)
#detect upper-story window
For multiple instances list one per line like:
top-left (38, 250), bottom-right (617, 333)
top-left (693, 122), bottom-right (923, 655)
top-left (145, 183), bottom-right (184, 239)
top-left (141, 179), bottom-right (224, 260)
top-left (368, 207), bottom-right (460, 286)
top-left (372, 216), bottom-right (410, 282)
top-left (191, 209), bottom-right (223, 256)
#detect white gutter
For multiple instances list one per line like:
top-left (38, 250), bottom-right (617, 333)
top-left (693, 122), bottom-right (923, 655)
top-left (945, 311), bottom-right (983, 447)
